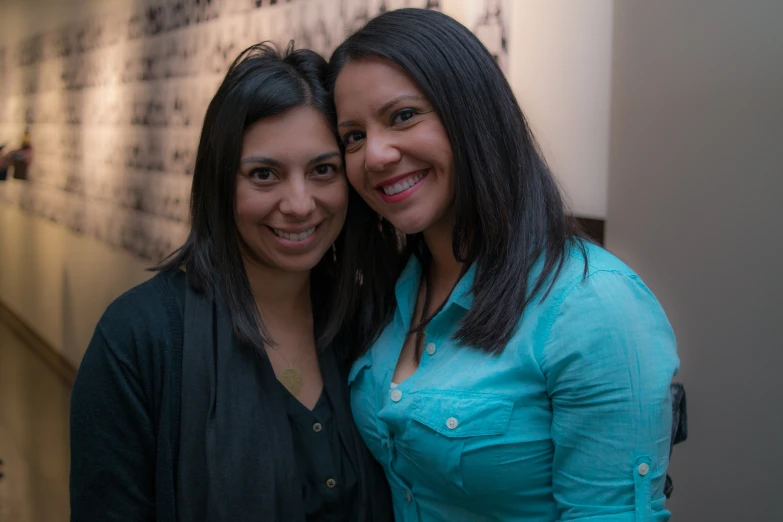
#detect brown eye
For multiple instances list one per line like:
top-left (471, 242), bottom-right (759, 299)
top-left (314, 164), bottom-right (338, 176)
top-left (391, 109), bottom-right (417, 125)
top-left (342, 130), bottom-right (365, 147)
top-left (249, 168), bottom-right (277, 182)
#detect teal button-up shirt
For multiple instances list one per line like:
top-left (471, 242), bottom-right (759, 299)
top-left (349, 242), bottom-right (679, 521)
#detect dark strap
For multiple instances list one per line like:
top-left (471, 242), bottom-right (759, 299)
top-left (176, 284), bottom-right (303, 522)
top-left (664, 382), bottom-right (688, 498)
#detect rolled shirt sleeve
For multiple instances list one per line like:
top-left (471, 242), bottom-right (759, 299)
top-left (540, 269), bottom-right (680, 521)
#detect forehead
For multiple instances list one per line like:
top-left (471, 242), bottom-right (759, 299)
top-left (242, 105), bottom-right (337, 156)
top-left (334, 57), bottom-right (425, 115)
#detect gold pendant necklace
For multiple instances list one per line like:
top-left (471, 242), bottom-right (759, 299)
top-left (268, 343), bottom-right (304, 396)
top-left (279, 366), bottom-right (303, 396)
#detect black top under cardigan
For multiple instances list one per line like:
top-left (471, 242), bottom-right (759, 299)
top-left (69, 271), bottom-right (392, 522)
top-left (280, 384), bottom-right (358, 520)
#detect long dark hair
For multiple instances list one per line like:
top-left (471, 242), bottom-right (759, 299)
top-left (157, 42), bottom-right (344, 353)
top-left (327, 9), bottom-right (588, 358)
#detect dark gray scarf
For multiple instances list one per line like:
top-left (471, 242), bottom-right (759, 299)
top-left (175, 283), bottom-right (392, 522)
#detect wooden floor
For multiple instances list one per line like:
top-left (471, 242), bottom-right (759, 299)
top-left (0, 320), bottom-right (70, 522)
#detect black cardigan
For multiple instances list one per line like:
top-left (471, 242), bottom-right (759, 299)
top-left (69, 271), bottom-right (391, 521)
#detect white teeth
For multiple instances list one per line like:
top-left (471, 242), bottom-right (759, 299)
top-left (382, 172), bottom-right (425, 196)
top-left (273, 227), bottom-right (316, 241)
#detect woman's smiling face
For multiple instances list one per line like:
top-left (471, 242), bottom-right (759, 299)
top-left (334, 56), bottom-right (455, 235)
top-left (235, 105), bottom-right (348, 273)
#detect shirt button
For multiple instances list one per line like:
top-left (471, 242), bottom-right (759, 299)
top-left (446, 417), bottom-right (459, 429)
top-left (325, 478), bottom-right (337, 488)
top-left (426, 343), bottom-right (436, 355)
top-left (405, 491), bottom-right (412, 502)
top-left (312, 423), bottom-right (322, 433)
top-left (638, 463), bottom-right (649, 476)
top-left (390, 389), bottom-right (402, 402)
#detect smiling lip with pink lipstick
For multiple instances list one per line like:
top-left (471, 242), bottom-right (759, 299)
top-left (374, 169), bottom-right (430, 203)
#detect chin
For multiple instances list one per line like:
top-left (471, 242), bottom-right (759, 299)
top-left (387, 214), bottom-right (432, 236)
top-left (278, 254), bottom-right (327, 273)
top-left (247, 249), bottom-right (326, 274)
top-left (392, 224), bottom-right (424, 236)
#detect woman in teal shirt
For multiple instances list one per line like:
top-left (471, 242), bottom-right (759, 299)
top-left (328, 8), bottom-right (679, 522)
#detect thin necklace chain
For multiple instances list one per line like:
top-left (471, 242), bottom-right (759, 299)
top-left (261, 307), bottom-right (311, 368)
top-left (267, 342), bottom-right (302, 368)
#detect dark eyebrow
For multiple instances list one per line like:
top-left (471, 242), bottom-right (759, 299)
top-left (307, 151), bottom-right (341, 167)
top-left (240, 152), bottom-right (341, 167)
top-left (337, 94), bottom-right (425, 128)
top-left (240, 155), bottom-right (282, 166)
top-left (377, 94), bottom-right (425, 117)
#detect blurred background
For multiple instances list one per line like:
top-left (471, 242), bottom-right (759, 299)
top-left (0, 0), bottom-right (780, 520)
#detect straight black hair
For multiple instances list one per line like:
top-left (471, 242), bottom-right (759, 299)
top-left (327, 8), bottom-right (588, 359)
top-left (157, 42), bottom-right (344, 353)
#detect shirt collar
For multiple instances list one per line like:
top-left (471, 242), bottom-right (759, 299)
top-left (394, 256), bottom-right (476, 316)
top-left (450, 263), bottom-right (476, 310)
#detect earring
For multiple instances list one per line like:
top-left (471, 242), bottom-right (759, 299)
top-left (377, 214), bottom-right (383, 233)
top-left (332, 243), bottom-right (337, 263)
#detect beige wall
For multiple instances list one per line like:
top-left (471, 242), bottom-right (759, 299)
top-left (0, 204), bottom-right (151, 368)
top-left (0, 0), bottom-right (128, 37)
top-left (607, 1), bottom-right (783, 519)
top-left (0, 0), bottom-right (148, 368)
top-left (509, 0), bottom-right (613, 219)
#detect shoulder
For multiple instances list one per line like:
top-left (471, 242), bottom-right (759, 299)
top-left (100, 271), bottom-right (183, 327)
top-left (92, 271), bottom-right (185, 364)
top-left (559, 239), bottom-right (637, 284)
top-left (541, 240), bottom-right (658, 313)
top-left (533, 241), bottom-right (678, 374)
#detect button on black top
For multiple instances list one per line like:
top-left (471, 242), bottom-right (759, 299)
top-left (279, 384), bottom-right (358, 521)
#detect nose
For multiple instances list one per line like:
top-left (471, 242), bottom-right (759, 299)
top-left (364, 129), bottom-right (401, 172)
top-left (280, 176), bottom-right (315, 218)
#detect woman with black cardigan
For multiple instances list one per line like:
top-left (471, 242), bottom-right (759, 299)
top-left (69, 43), bottom-right (392, 522)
